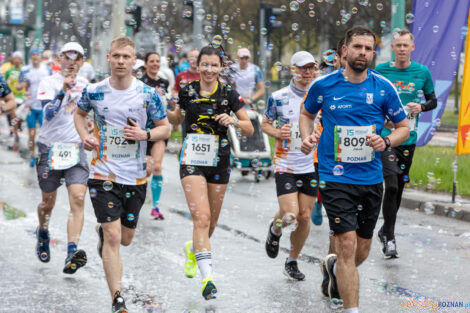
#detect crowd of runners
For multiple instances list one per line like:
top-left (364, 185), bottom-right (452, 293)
top-left (0, 24), bottom-right (436, 313)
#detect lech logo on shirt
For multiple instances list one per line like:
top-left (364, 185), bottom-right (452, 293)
top-left (366, 93), bottom-right (374, 104)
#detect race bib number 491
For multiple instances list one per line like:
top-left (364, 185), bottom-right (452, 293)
top-left (334, 125), bottom-right (375, 163)
top-left (181, 134), bottom-right (219, 167)
top-left (103, 125), bottom-right (139, 160)
top-left (48, 142), bottom-right (80, 170)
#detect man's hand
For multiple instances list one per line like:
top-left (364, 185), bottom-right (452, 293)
top-left (279, 124), bottom-right (291, 140)
top-left (366, 134), bottom-right (386, 152)
top-left (407, 102), bottom-right (421, 114)
top-left (243, 98), bottom-right (252, 106)
top-left (83, 136), bottom-right (99, 151)
top-left (301, 133), bottom-right (317, 155)
top-left (62, 75), bottom-right (76, 92)
top-left (124, 119), bottom-right (146, 141)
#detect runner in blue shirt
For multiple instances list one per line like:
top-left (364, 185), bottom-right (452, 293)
top-left (299, 26), bottom-right (409, 312)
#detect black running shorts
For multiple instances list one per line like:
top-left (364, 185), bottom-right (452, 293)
top-left (274, 172), bottom-right (317, 197)
top-left (179, 155), bottom-right (231, 184)
top-left (88, 179), bottom-right (147, 229)
top-left (146, 139), bottom-right (169, 156)
top-left (320, 181), bottom-right (383, 239)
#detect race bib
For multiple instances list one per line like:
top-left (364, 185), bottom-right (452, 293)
top-left (284, 122), bottom-right (302, 152)
top-left (181, 134), bottom-right (219, 167)
top-left (103, 125), bottom-right (139, 160)
top-left (404, 106), bottom-right (417, 131)
top-left (48, 142), bottom-right (80, 170)
top-left (334, 125), bottom-right (375, 163)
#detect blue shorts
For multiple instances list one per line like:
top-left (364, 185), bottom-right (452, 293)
top-left (26, 109), bottom-right (43, 129)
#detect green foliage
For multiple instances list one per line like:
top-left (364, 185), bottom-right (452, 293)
top-left (409, 146), bottom-right (470, 196)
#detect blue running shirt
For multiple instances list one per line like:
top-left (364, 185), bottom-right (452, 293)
top-left (303, 69), bottom-right (407, 185)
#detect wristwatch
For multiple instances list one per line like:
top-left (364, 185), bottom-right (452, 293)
top-left (382, 136), bottom-right (391, 149)
top-left (146, 128), bottom-right (151, 140)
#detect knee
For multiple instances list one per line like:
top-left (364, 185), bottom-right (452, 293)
top-left (39, 200), bottom-right (54, 211)
top-left (69, 192), bottom-right (85, 207)
top-left (337, 234), bottom-right (356, 261)
top-left (385, 181), bottom-right (398, 194)
top-left (104, 228), bottom-right (121, 247)
top-left (121, 236), bottom-right (132, 246)
top-left (193, 213), bottom-right (211, 230)
top-left (296, 210), bottom-right (311, 225)
top-left (356, 249), bottom-right (369, 265)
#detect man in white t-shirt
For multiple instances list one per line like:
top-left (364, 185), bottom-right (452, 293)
top-left (230, 48), bottom-right (265, 109)
top-left (17, 49), bottom-right (52, 166)
top-left (75, 36), bottom-right (170, 313)
top-left (35, 42), bottom-right (89, 275)
top-left (262, 51), bottom-right (319, 281)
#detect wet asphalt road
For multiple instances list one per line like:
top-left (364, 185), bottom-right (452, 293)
top-left (1, 138), bottom-right (470, 313)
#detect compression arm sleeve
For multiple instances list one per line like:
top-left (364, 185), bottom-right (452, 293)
top-left (42, 91), bottom-right (65, 121)
top-left (421, 92), bottom-right (437, 112)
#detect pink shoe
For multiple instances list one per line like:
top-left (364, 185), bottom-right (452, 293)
top-left (151, 206), bottom-right (164, 220)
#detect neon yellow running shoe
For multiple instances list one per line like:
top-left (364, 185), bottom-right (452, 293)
top-left (201, 276), bottom-right (217, 300)
top-left (184, 241), bottom-right (197, 278)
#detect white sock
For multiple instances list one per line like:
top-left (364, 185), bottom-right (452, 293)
top-left (333, 262), bottom-right (337, 276)
top-left (195, 251), bottom-right (212, 279)
top-left (271, 226), bottom-right (282, 236)
top-left (287, 257), bottom-right (297, 263)
top-left (344, 308), bottom-right (359, 313)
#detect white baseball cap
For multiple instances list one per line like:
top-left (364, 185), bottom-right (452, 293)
top-left (60, 42), bottom-right (85, 56)
top-left (12, 51), bottom-right (23, 59)
top-left (133, 59), bottom-right (145, 71)
top-left (237, 48), bottom-right (251, 58)
top-left (291, 51), bottom-right (316, 67)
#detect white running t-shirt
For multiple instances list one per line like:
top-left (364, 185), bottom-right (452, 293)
top-left (37, 73), bottom-right (88, 146)
top-left (78, 77), bottom-right (167, 185)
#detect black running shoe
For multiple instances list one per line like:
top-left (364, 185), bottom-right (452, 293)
top-left (384, 239), bottom-right (400, 259)
top-left (324, 254), bottom-right (341, 300)
top-left (283, 259), bottom-right (305, 281)
top-left (377, 227), bottom-right (387, 255)
top-left (95, 224), bottom-right (103, 259)
top-left (63, 249), bottom-right (87, 274)
top-left (320, 258), bottom-right (329, 297)
top-left (112, 291), bottom-right (128, 313)
top-left (36, 227), bottom-right (50, 263)
top-left (265, 222), bottom-right (281, 259)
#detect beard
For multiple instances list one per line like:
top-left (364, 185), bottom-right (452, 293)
top-left (347, 57), bottom-right (370, 73)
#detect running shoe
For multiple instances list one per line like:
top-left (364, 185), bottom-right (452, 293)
top-left (377, 227), bottom-right (387, 256)
top-left (311, 201), bottom-right (323, 225)
top-left (63, 249), bottom-right (87, 274)
top-left (184, 241), bottom-right (197, 278)
top-left (112, 291), bottom-right (128, 313)
top-left (95, 224), bottom-right (103, 259)
top-left (283, 259), bottom-right (305, 281)
top-left (36, 227), bottom-right (50, 263)
top-left (201, 276), bottom-right (217, 300)
top-left (384, 239), bottom-right (400, 259)
top-left (265, 222), bottom-right (281, 259)
top-left (324, 254), bottom-right (341, 301)
top-left (151, 206), bottom-right (164, 220)
top-left (29, 157), bottom-right (37, 167)
top-left (320, 257), bottom-right (329, 297)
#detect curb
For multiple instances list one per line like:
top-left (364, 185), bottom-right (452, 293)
top-left (400, 196), bottom-right (470, 223)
